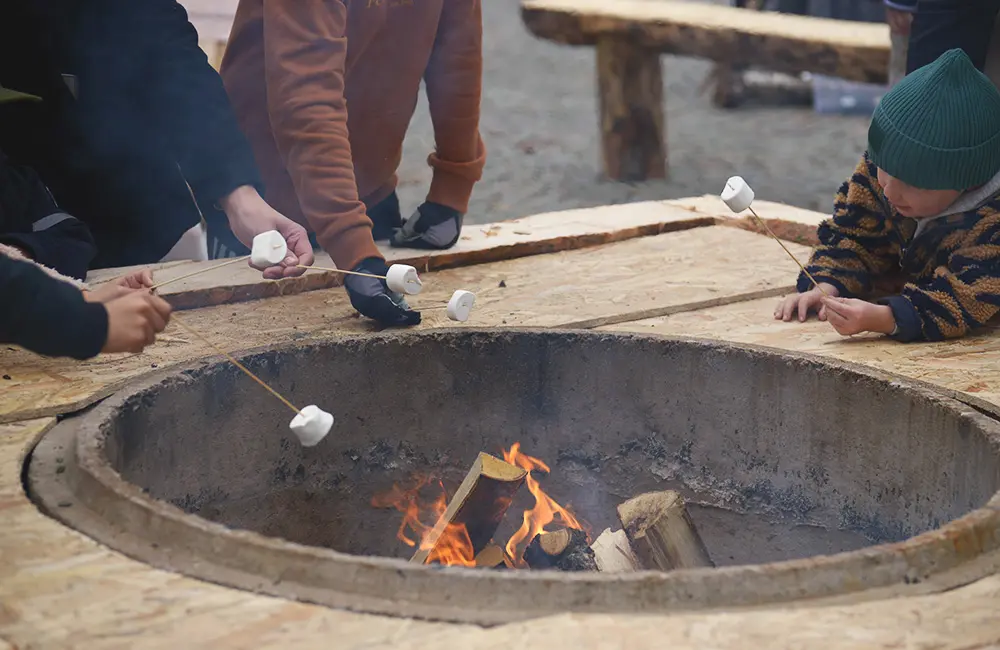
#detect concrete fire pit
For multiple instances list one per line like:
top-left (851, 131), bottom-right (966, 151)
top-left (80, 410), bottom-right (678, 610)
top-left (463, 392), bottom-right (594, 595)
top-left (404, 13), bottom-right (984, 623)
top-left (27, 330), bottom-right (1000, 624)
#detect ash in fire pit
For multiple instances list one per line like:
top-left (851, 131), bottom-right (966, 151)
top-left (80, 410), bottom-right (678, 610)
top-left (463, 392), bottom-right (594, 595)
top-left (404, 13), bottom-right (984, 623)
top-left (28, 330), bottom-right (1000, 624)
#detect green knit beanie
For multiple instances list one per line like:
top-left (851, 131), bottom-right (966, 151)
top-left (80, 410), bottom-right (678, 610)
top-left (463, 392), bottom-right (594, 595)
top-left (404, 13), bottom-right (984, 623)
top-left (868, 48), bottom-right (1000, 190)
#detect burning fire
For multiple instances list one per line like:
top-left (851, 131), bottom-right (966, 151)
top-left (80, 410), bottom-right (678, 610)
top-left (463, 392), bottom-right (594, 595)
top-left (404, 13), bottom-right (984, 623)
top-left (502, 442), bottom-right (588, 567)
top-left (370, 475), bottom-right (477, 567)
top-left (371, 443), bottom-right (589, 568)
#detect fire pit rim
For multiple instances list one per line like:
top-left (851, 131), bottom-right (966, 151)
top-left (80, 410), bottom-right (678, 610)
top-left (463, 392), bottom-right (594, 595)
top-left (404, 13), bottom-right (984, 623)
top-left (29, 328), bottom-right (1000, 624)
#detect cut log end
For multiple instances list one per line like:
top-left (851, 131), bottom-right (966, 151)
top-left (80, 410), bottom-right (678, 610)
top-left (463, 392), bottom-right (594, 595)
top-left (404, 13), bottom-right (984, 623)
top-left (475, 544), bottom-right (515, 569)
top-left (524, 528), bottom-right (598, 571)
top-left (618, 490), bottom-right (714, 571)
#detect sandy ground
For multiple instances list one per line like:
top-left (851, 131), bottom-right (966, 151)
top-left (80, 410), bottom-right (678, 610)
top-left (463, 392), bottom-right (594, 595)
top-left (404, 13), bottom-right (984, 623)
top-left (395, 0), bottom-right (873, 225)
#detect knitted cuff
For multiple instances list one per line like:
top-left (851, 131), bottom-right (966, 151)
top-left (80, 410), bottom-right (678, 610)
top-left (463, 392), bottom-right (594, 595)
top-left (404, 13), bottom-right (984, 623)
top-left (0, 242), bottom-right (88, 291)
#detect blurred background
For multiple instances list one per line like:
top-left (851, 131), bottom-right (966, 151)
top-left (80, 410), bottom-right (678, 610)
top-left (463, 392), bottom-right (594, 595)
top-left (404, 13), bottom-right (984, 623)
top-left (186, 0), bottom-right (883, 225)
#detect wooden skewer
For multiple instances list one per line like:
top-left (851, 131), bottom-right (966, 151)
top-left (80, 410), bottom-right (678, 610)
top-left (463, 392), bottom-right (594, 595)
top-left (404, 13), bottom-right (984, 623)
top-left (150, 255), bottom-right (250, 291)
top-left (296, 264), bottom-right (387, 280)
top-left (169, 314), bottom-right (301, 416)
top-left (746, 206), bottom-right (829, 296)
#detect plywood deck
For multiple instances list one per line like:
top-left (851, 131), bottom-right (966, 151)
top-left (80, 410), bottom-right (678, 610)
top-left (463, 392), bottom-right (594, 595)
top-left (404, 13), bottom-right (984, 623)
top-left (3, 199), bottom-right (1000, 649)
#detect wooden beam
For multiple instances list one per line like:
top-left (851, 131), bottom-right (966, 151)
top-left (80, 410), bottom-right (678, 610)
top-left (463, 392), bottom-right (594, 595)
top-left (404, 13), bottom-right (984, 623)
top-left (522, 0), bottom-right (890, 84)
top-left (617, 491), bottom-right (714, 571)
top-left (411, 453), bottom-right (527, 565)
top-left (597, 37), bottom-right (666, 181)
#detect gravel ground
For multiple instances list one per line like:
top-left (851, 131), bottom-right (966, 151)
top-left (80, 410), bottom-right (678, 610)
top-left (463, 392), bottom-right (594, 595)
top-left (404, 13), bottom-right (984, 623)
top-left (395, 0), bottom-right (873, 225)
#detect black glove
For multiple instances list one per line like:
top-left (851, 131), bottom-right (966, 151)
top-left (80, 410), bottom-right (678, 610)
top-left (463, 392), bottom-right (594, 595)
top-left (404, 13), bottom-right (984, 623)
top-left (344, 257), bottom-right (421, 327)
top-left (389, 201), bottom-right (463, 249)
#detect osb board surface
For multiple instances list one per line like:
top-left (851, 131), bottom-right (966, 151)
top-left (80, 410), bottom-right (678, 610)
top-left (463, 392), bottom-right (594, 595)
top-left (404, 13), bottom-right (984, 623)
top-left (670, 194), bottom-right (826, 245)
top-left (3, 418), bottom-right (1000, 649)
top-left (604, 297), bottom-right (1000, 407)
top-left (0, 418), bottom-right (466, 650)
top-left (86, 201), bottom-right (713, 310)
top-left (0, 226), bottom-right (805, 423)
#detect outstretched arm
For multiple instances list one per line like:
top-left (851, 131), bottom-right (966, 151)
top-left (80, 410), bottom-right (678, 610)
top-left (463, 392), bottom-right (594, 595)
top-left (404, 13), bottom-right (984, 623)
top-left (259, 0), bottom-right (381, 272)
top-left (800, 154), bottom-right (902, 298)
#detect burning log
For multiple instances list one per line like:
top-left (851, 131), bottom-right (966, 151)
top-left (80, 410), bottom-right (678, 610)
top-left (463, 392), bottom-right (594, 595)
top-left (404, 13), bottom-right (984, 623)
top-left (589, 527), bottom-right (641, 573)
top-left (474, 544), bottom-right (514, 569)
top-left (410, 452), bottom-right (527, 565)
top-left (617, 491), bottom-right (714, 571)
top-left (522, 528), bottom-right (597, 571)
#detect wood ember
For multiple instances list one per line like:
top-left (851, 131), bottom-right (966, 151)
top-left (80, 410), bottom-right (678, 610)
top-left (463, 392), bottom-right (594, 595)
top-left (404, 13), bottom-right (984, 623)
top-left (410, 452), bottom-right (527, 565)
top-left (617, 491), bottom-right (714, 571)
top-left (474, 544), bottom-right (514, 569)
top-left (590, 527), bottom-right (641, 573)
top-left (523, 528), bottom-right (598, 571)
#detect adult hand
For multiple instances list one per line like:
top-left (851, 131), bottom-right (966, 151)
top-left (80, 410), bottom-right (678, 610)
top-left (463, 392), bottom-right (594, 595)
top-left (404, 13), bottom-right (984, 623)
top-left (344, 257), bottom-right (421, 327)
top-left (774, 283), bottom-right (840, 322)
top-left (85, 269), bottom-right (154, 303)
top-left (821, 297), bottom-right (896, 336)
top-left (390, 201), bottom-right (463, 250)
top-left (219, 185), bottom-right (315, 279)
top-left (101, 291), bottom-right (173, 353)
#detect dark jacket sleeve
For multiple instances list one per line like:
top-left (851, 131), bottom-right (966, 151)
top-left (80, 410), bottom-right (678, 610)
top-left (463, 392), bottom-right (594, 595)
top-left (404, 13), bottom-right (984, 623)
top-left (0, 153), bottom-right (96, 279)
top-left (119, 0), bottom-right (262, 205)
top-left (0, 254), bottom-right (108, 359)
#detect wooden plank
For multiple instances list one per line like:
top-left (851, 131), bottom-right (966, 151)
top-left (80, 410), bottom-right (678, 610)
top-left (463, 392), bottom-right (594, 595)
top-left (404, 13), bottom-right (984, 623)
top-left (667, 194), bottom-right (825, 246)
top-left (87, 202), bottom-right (715, 312)
top-left (1, 225), bottom-right (807, 424)
top-left (522, 0), bottom-right (890, 84)
top-left (603, 297), bottom-right (1000, 410)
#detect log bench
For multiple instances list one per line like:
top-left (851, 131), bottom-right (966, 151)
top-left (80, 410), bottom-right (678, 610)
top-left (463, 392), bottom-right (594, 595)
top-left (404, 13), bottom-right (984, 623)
top-left (521, 0), bottom-right (891, 181)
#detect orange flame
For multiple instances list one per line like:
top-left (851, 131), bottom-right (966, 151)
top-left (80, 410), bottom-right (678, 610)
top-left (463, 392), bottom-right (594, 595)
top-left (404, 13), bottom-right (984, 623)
top-left (373, 444), bottom-right (589, 568)
top-left (370, 475), bottom-right (477, 567)
top-left (503, 442), bottom-right (589, 566)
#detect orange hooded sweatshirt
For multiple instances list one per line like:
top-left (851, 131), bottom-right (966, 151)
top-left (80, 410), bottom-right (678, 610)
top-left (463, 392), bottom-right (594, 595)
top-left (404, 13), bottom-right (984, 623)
top-left (220, 0), bottom-right (485, 271)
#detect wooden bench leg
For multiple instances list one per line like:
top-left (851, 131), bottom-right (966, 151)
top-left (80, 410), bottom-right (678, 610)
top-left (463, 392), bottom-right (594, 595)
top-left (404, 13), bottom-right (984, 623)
top-left (596, 37), bottom-right (666, 182)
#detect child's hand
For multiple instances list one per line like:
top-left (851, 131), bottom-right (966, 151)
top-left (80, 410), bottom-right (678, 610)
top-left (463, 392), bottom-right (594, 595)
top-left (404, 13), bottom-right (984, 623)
top-left (86, 269), bottom-right (154, 303)
top-left (774, 283), bottom-right (839, 322)
top-left (820, 297), bottom-right (896, 336)
top-left (101, 291), bottom-right (173, 354)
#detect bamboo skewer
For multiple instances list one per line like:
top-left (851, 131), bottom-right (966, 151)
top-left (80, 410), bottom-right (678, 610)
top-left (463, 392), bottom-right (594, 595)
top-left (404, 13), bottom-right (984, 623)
top-left (746, 206), bottom-right (829, 296)
top-left (296, 264), bottom-right (386, 280)
top-left (169, 314), bottom-right (301, 416)
top-left (150, 255), bottom-right (250, 291)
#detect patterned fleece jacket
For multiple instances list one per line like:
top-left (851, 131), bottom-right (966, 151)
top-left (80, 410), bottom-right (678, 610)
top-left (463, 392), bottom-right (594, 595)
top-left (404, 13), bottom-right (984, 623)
top-left (799, 153), bottom-right (1000, 342)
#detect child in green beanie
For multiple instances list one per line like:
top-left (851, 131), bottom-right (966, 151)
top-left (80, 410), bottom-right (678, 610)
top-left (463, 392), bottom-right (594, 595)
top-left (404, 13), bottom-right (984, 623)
top-left (776, 48), bottom-right (1000, 342)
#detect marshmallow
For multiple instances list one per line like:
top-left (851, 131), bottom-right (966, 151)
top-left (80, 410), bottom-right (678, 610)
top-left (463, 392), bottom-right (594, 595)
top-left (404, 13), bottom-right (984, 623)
top-left (385, 264), bottom-right (422, 295)
top-left (250, 230), bottom-right (288, 268)
top-left (446, 290), bottom-right (476, 322)
top-left (289, 405), bottom-right (334, 447)
top-left (721, 176), bottom-right (755, 213)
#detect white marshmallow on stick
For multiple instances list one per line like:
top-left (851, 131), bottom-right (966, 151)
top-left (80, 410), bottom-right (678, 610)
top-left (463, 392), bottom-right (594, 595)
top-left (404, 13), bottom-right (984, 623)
top-left (289, 405), bottom-right (335, 447)
top-left (721, 176), bottom-right (755, 213)
top-left (251, 230), bottom-right (288, 268)
top-left (446, 290), bottom-right (476, 322)
top-left (718, 175), bottom-right (829, 296)
top-left (385, 264), bottom-right (423, 295)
